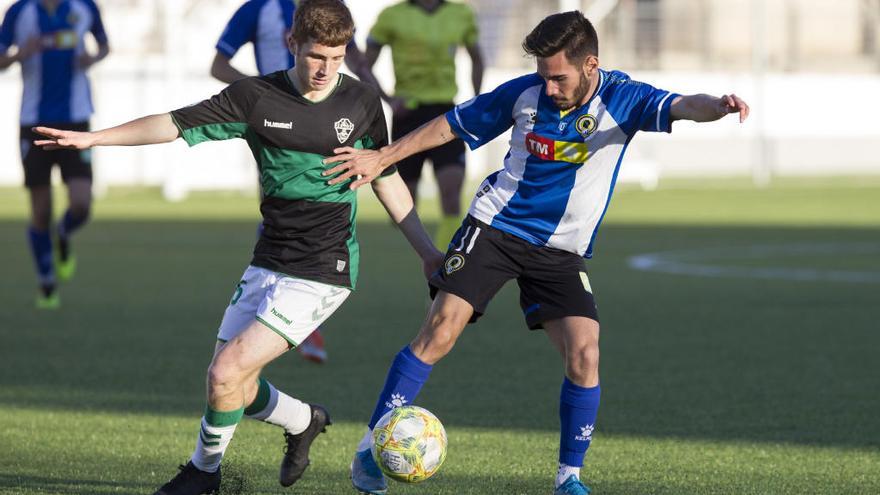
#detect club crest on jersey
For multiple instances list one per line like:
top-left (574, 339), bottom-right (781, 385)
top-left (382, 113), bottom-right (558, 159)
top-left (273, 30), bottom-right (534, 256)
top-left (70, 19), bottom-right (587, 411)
top-left (334, 118), bottom-right (354, 143)
top-left (575, 114), bottom-right (598, 138)
top-left (445, 254), bottom-right (465, 274)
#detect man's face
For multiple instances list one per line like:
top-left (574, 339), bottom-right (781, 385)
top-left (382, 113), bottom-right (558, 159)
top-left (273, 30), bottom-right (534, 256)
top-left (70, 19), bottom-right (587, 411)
top-left (289, 37), bottom-right (347, 93)
top-left (537, 51), bottom-right (597, 110)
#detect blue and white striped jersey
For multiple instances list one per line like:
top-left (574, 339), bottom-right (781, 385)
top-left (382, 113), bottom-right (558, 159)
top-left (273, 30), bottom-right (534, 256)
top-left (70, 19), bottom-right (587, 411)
top-left (446, 69), bottom-right (679, 258)
top-left (0, 0), bottom-right (107, 125)
top-left (216, 0), bottom-right (295, 76)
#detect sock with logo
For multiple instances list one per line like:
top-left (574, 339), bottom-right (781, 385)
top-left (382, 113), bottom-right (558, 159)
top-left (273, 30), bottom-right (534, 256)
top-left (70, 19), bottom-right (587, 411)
top-left (433, 214), bottom-right (460, 250)
top-left (190, 405), bottom-right (244, 473)
top-left (366, 345), bottom-right (432, 431)
top-left (244, 378), bottom-right (312, 434)
top-left (27, 227), bottom-right (55, 291)
top-left (558, 377), bottom-right (600, 481)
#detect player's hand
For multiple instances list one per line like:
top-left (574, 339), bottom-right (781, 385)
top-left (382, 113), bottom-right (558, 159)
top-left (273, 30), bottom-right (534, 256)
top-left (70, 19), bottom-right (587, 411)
top-left (323, 146), bottom-right (387, 190)
top-left (32, 127), bottom-right (98, 150)
top-left (77, 53), bottom-right (98, 70)
top-left (422, 249), bottom-right (445, 280)
top-left (17, 37), bottom-right (44, 60)
top-left (720, 93), bottom-right (749, 123)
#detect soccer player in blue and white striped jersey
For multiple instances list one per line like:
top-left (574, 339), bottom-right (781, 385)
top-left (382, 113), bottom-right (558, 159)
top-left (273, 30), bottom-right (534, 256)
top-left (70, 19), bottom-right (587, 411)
top-left (0, 0), bottom-right (109, 309)
top-left (326, 11), bottom-right (749, 495)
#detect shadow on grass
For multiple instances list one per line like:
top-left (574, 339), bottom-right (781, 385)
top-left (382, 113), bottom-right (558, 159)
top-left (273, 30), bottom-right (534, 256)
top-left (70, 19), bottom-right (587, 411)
top-left (0, 221), bottom-right (878, 451)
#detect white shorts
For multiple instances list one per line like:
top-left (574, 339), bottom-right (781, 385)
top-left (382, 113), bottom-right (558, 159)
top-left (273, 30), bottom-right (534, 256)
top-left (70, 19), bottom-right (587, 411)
top-left (217, 265), bottom-right (351, 347)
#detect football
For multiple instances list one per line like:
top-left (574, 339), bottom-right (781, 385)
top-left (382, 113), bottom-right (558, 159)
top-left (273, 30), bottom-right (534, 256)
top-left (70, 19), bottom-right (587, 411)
top-left (371, 405), bottom-right (448, 483)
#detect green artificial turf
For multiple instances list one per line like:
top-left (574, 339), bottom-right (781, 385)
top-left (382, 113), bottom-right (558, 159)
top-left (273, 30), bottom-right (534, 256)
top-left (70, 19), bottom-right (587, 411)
top-left (0, 178), bottom-right (878, 494)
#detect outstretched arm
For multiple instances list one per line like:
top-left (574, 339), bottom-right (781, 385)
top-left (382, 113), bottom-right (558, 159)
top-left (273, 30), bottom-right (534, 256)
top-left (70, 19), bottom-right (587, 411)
top-left (371, 172), bottom-right (445, 278)
top-left (670, 93), bottom-right (750, 123)
top-left (33, 113), bottom-right (180, 150)
top-left (323, 115), bottom-right (457, 189)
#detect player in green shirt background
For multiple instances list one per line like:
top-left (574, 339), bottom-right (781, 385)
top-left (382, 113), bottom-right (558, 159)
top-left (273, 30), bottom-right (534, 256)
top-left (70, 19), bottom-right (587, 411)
top-left (365, 0), bottom-right (484, 249)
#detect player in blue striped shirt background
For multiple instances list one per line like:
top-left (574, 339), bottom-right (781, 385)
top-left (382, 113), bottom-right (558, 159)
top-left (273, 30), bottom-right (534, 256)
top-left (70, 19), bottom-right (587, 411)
top-left (0, 0), bottom-right (109, 309)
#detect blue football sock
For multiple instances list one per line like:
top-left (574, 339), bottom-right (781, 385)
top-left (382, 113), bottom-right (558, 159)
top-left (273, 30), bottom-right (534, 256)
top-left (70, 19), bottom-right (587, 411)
top-left (558, 377), bottom-right (601, 467)
top-left (27, 227), bottom-right (55, 286)
top-left (367, 345), bottom-right (433, 429)
top-left (57, 209), bottom-right (89, 239)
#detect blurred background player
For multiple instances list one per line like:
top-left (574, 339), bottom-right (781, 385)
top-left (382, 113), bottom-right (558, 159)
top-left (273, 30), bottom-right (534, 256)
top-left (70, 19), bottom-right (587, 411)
top-left (0, 0), bottom-right (108, 309)
top-left (365, 0), bottom-right (483, 248)
top-left (327, 10), bottom-right (749, 495)
top-left (209, 0), bottom-right (371, 363)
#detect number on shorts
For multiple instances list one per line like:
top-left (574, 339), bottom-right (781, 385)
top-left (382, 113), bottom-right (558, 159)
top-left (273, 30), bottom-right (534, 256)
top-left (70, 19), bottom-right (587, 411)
top-left (231, 280), bottom-right (247, 305)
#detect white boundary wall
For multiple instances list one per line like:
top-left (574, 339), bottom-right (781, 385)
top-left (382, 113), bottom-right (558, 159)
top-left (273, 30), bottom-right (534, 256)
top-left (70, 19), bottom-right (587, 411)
top-left (1, 0), bottom-right (878, 196)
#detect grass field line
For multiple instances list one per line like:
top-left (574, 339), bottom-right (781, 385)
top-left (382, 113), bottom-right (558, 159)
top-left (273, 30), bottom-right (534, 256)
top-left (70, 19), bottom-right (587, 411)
top-left (628, 241), bottom-right (880, 283)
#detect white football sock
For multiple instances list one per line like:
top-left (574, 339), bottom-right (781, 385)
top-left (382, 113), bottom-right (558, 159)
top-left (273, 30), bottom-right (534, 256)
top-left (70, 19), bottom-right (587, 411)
top-left (556, 463), bottom-right (581, 488)
top-left (191, 417), bottom-right (238, 473)
top-left (246, 380), bottom-right (312, 435)
top-left (356, 428), bottom-right (373, 452)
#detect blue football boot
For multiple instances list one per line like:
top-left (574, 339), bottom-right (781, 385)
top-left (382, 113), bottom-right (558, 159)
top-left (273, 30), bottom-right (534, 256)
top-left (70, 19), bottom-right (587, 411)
top-left (350, 449), bottom-right (387, 494)
top-left (554, 475), bottom-right (592, 495)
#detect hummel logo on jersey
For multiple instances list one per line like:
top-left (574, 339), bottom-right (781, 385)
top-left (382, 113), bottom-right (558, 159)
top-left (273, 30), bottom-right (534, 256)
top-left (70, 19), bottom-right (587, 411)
top-left (264, 119), bottom-right (293, 129)
top-left (271, 307), bottom-right (293, 325)
top-left (575, 424), bottom-right (594, 442)
top-left (385, 393), bottom-right (407, 409)
top-left (334, 118), bottom-right (354, 143)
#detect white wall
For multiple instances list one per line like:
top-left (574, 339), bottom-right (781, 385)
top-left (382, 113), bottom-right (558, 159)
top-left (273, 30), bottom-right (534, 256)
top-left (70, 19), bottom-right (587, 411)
top-left (1, 0), bottom-right (878, 196)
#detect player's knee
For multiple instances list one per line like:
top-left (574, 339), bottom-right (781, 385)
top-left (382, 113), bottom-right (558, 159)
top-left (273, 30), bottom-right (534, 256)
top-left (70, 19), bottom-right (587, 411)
top-left (207, 360), bottom-right (244, 397)
top-left (566, 344), bottom-right (600, 381)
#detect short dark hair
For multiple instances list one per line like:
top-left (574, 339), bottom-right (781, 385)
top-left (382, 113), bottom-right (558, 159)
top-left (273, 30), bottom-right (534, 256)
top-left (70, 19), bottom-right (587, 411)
top-left (522, 11), bottom-right (599, 63)
top-left (292, 0), bottom-right (354, 47)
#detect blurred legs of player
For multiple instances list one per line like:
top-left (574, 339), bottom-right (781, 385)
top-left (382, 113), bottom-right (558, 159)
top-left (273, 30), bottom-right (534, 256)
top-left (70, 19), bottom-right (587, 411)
top-left (393, 104), bottom-right (466, 250)
top-left (22, 123), bottom-right (93, 309)
top-left (297, 328), bottom-right (327, 363)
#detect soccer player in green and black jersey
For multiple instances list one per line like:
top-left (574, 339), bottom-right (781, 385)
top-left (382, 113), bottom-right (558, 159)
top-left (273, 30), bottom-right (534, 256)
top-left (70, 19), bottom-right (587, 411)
top-left (34, 1), bottom-right (442, 494)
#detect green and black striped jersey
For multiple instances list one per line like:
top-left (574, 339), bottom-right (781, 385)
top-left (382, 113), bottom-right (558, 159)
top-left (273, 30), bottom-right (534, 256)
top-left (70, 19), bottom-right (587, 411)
top-left (170, 71), bottom-right (394, 289)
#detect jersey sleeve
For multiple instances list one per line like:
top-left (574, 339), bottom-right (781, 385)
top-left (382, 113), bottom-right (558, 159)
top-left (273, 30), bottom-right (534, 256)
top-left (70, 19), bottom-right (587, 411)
top-left (363, 95), bottom-right (397, 177)
top-left (604, 73), bottom-right (679, 136)
top-left (215, 2), bottom-right (259, 59)
top-left (170, 79), bottom-right (261, 146)
top-left (87, 1), bottom-right (108, 45)
top-left (0, 2), bottom-right (22, 52)
top-left (367, 7), bottom-right (394, 46)
top-left (445, 75), bottom-right (537, 150)
top-left (460, 5), bottom-right (478, 47)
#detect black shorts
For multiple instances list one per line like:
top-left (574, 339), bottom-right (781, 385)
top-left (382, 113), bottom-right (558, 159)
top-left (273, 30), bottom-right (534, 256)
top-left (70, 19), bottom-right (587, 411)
top-left (20, 122), bottom-right (92, 188)
top-left (429, 216), bottom-right (599, 330)
top-left (392, 103), bottom-right (466, 184)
